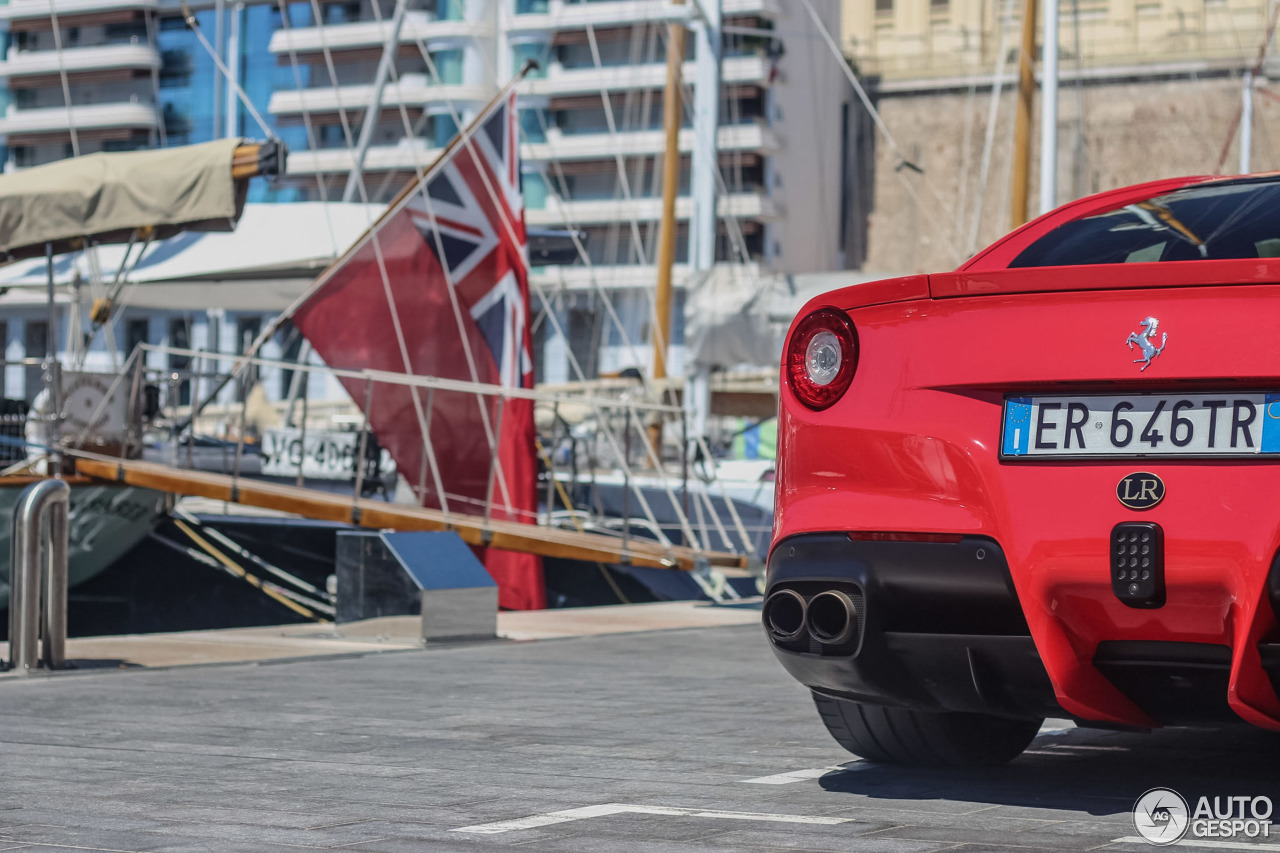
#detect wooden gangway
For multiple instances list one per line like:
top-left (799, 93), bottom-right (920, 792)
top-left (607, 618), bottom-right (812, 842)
top-left (70, 452), bottom-right (749, 572)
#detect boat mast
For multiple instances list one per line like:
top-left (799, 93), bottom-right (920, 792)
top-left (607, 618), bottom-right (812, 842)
top-left (344, 0), bottom-right (410, 202)
top-left (649, 0), bottom-right (688, 455)
top-left (653, 0), bottom-right (687, 387)
top-left (1039, 0), bottom-right (1059, 214)
top-left (1242, 70), bottom-right (1254, 173)
top-left (1010, 0), bottom-right (1037, 229)
top-left (685, 0), bottom-right (722, 443)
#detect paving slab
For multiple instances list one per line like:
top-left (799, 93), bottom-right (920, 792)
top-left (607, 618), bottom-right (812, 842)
top-left (2, 622), bottom-right (1280, 852)
top-left (0, 600), bottom-right (764, 672)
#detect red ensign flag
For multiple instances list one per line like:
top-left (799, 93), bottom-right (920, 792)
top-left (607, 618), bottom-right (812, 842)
top-left (292, 91), bottom-right (544, 610)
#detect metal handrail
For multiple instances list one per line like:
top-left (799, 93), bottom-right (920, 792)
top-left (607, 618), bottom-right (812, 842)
top-left (55, 344), bottom-right (757, 564)
top-left (7, 478), bottom-right (70, 674)
top-left (139, 343), bottom-right (687, 414)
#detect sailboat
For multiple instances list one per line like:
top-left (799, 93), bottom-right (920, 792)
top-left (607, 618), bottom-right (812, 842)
top-left (0, 137), bottom-right (286, 609)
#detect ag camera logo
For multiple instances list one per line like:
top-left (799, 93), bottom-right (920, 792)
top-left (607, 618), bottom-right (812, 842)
top-left (1133, 788), bottom-right (1274, 845)
top-left (1133, 788), bottom-right (1189, 845)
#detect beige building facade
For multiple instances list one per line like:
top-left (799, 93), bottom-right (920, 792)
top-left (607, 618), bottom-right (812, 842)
top-left (839, 0), bottom-right (1276, 274)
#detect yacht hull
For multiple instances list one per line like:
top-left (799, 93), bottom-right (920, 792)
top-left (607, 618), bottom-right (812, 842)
top-left (0, 481), bottom-right (167, 610)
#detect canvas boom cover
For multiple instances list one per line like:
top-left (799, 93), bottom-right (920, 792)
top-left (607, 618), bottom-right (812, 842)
top-left (292, 92), bottom-right (544, 610)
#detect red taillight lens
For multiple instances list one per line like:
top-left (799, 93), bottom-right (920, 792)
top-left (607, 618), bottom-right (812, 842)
top-left (786, 308), bottom-right (858, 410)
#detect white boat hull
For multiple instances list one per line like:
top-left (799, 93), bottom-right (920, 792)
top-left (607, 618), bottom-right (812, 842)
top-left (0, 481), bottom-right (167, 610)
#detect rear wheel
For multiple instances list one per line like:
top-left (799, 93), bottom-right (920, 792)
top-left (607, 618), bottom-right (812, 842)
top-left (812, 693), bottom-right (1042, 767)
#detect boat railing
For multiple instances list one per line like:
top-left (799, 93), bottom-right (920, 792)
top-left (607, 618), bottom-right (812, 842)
top-left (64, 344), bottom-right (760, 562)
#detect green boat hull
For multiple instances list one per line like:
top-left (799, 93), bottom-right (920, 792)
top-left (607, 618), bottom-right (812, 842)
top-left (0, 482), bottom-right (167, 611)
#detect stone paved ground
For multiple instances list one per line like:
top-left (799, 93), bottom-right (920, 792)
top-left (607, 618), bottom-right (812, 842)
top-left (2, 623), bottom-right (1279, 852)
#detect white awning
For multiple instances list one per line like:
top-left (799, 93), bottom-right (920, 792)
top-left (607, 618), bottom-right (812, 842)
top-left (0, 201), bottom-right (384, 310)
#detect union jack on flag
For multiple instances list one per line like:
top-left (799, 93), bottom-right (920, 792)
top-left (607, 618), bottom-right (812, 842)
top-left (291, 90), bottom-right (545, 610)
top-left (403, 95), bottom-right (532, 391)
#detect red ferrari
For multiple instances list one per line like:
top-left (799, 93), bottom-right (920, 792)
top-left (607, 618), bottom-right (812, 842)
top-left (765, 174), bottom-right (1280, 765)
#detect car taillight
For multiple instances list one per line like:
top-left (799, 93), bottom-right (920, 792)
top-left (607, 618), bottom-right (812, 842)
top-left (786, 308), bottom-right (858, 410)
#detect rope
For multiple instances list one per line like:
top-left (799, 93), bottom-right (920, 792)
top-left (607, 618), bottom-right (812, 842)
top-left (535, 435), bottom-right (631, 604)
top-left (47, 0), bottom-right (79, 156)
top-left (171, 519), bottom-right (330, 620)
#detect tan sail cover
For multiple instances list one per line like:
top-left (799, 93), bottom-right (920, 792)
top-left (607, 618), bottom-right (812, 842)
top-left (0, 137), bottom-right (247, 262)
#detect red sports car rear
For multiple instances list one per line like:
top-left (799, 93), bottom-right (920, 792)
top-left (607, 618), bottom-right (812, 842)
top-left (766, 174), bottom-right (1280, 765)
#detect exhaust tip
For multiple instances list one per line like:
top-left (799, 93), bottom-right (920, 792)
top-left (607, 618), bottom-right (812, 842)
top-left (763, 589), bottom-right (807, 643)
top-left (806, 590), bottom-right (858, 646)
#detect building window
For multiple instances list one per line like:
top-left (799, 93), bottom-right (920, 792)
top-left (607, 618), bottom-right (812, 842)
top-left (511, 41), bottom-right (549, 77)
top-left (515, 0), bottom-right (548, 12)
top-left (518, 107), bottom-right (547, 143)
top-left (125, 319), bottom-right (150, 359)
top-left (324, 2), bottom-right (361, 24)
top-left (875, 0), bottom-right (893, 12)
top-left (23, 321), bottom-right (47, 404)
top-left (277, 321), bottom-right (304, 401)
top-left (168, 317), bottom-right (191, 407)
top-left (430, 49), bottom-right (464, 84)
top-left (435, 0), bottom-right (465, 20)
top-left (522, 170), bottom-right (549, 210)
top-left (235, 316), bottom-right (261, 401)
top-left (431, 114), bottom-right (458, 147)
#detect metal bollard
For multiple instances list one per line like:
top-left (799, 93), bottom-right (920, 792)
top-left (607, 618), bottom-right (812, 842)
top-left (8, 479), bottom-right (70, 673)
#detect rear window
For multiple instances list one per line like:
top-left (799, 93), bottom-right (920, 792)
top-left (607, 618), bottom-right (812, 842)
top-left (1009, 178), bottom-right (1280, 267)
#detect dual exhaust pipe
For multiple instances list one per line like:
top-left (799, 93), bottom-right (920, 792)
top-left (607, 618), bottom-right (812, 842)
top-left (763, 588), bottom-right (859, 646)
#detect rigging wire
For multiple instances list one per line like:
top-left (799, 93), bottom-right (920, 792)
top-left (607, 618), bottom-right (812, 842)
top-left (797, 0), bottom-right (964, 266)
top-left (1213, 0), bottom-right (1280, 172)
top-left (47, 0), bottom-right (80, 157)
top-left (968, 0), bottom-right (1017, 258)
top-left (952, 17), bottom-right (987, 257)
top-left (377, 26), bottom-right (510, 514)
top-left (178, 1), bottom-right (274, 137)
top-left (413, 26), bottom-right (660, 379)
top-left (1069, 0), bottom-right (1089, 198)
top-left (302, 0), bottom-right (371, 201)
top-left (584, 21), bottom-right (652, 266)
top-left (382, 53), bottom-right (702, 547)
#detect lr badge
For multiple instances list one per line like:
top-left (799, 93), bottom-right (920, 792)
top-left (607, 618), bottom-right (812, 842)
top-left (1117, 472), bottom-right (1165, 510)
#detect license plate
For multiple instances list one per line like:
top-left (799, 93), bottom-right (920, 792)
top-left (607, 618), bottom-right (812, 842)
top-left (1001, 393), bottom-right (1280, 458)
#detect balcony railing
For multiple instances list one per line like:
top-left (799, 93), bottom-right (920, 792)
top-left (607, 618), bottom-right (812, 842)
top-left (521, 54), bottom-right (772, 97)
top-left (523, 122), bottom-right (778, 163)
top-left (527, 191), bottom-right (777, 227)
top-left (268, 11), bottom-right (490, 54)
top-left (268, 75), bottom-right (487, 114)
top-left (0, 0), bottom-right (158, 22)
top-left (0, 43), bottom-right (161, 78)
top-left (0, 101), bottom-right (159, 135)
top-left (506, 0), bottom-right (780, 30)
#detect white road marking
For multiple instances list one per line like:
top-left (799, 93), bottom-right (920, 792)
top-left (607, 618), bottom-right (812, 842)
top-left (452, 803), bottom-right (855, 834)
top-left (740, 764), bottom-right (856, 784)
top-left (1038, 719), bottom-right (1075, 734)
top-left (1112, 837), bottom-right (1280, 851)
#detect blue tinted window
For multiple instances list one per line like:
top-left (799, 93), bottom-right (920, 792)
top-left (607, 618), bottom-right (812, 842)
top-left (1011, 179), bottom-right (1280, 267)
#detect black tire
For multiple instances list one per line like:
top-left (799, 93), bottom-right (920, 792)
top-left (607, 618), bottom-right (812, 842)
top-left (812, 693), bottom-right (1042, 767)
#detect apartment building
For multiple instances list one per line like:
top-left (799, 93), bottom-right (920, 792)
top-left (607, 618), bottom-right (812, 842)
top-left (839, 0), bottom-right (1276, 274)
top-left (842, 0), bottom-right (1269, 82)
top-left (0, 0), bottom-right (854, 391)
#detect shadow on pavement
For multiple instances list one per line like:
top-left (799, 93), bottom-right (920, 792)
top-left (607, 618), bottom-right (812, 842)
top-left (818, 723), bottom-right (1280, 816)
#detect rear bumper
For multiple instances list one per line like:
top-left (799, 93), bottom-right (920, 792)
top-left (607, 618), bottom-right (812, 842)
top-left (766, 533), bottom-right (1280, 729)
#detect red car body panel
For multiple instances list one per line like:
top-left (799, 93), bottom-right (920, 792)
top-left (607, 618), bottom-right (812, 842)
top-left (772, 179), bottom-right (1280, 731)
